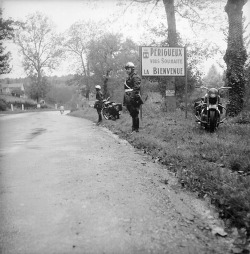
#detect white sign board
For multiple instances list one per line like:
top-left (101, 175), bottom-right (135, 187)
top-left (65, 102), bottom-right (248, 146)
top-left (166, 90), bottom-right (175, 96)
top-left (141, 46), bottom-right (185, 77)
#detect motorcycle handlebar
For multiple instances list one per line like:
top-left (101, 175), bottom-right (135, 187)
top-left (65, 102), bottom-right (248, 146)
top-left (218, 87), bottom-right (231, 91)
top-left (200, 86), bottom-right (231, 91)
top-left (103, 97), bottom-right (110, 101)
top-left (125, 89), bottom-right (133, 92)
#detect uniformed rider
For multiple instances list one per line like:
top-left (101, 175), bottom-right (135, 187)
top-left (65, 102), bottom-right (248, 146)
top-left (124, 62), bottom-right (143, 133)
top-left (94, 85), bottom-right (103, 124)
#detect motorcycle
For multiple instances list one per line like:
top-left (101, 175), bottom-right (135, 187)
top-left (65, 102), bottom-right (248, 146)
top-left (59, 106), bottom-right (64, 114)
top-left (194, 86), bottom-right (230, 132)
top-left (101, 97), bottom-right (122, 120)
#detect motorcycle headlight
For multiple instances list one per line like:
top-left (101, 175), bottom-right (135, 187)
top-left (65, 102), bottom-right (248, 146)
top-left (210, 93), bottom-right (216, 98)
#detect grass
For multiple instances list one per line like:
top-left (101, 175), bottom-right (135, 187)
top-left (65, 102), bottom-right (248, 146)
top-left (71, 101), bottom-right (250, 234)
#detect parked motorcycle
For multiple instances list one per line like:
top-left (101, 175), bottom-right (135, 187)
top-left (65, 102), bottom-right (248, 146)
top-left (59, 106), bottom-right (64, 114)
top-left (194, 86), bottom-right (230, 132)
top-left (101, 97), bottom-right (122, 120)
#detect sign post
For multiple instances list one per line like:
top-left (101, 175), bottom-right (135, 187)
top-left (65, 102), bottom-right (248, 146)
top-left (139, 47), bottom-right (143, 122)
top-left (140, 46), bottom-right (186, 113)
top-left (185, 47), bottom-right (188, 119)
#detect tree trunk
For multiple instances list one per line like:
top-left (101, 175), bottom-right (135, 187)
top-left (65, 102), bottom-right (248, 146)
top-left (162, 0), bottom-right (178, 111)
top-left (223, 0), bottom-right (247, 116)
top-left (103, 70), bottom-right (111, 98)
top-left (163, 0), bottom-right (178, 46)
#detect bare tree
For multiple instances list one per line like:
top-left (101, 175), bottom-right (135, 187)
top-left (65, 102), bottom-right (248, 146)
top-left (14, 12), bottom-right (63, 101)
top-left (63, 20), bottom-right (104, 99)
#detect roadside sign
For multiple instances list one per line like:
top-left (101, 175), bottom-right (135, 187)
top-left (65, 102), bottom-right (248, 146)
top-left (140, 46), bottom-right (185, 77)
top-left (165, 90), bottom-right (175, 96)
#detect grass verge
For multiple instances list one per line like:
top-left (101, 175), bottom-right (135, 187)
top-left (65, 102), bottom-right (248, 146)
top-left (69, 103), bottom-right (250, 236)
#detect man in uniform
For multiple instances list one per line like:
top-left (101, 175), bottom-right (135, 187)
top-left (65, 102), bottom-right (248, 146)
top-left (94, 85), bottom-right (103, 124)
top-left (124, 62), bottom-right (143, 133)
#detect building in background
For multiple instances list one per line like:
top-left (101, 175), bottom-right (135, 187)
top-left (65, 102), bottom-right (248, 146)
top-left (0, 82), bottom-right (26, 98)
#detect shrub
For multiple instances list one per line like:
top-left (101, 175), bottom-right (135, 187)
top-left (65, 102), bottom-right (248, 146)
top-left (0, 95), bottom-right (37, 110)
top-left (40, 103), bottom-right (48, 109)
top-left (0, 99), bottom-right (7, 111)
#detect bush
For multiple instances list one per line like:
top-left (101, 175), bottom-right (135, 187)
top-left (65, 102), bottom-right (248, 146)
top-left (0, 99), bottom-right (7, 111)
top-left (0, 95), bottom-right (37, 110)
top-left (40, 103), bottom-right (48, 109)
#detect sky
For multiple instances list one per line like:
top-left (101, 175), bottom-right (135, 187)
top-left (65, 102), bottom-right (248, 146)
top-left (1, 0), bottom-right (250, 79)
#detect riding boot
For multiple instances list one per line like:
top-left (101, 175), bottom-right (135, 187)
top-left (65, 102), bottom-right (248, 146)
top-left (135, 116), bottom-right (139, 132)
top-left (132, 117), bottom-right (136, 131)
top-left (98, 114), bottom-right (102, 122)
top-left (97, 110), bottom-right (102, 123)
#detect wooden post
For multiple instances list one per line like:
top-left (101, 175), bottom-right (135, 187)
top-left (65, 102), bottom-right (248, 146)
top-left (165, 78), bottom-right (176, 111)
top-left (185, 47), bottom-right (188, 119)
top-left (139, 46), bottom-right (143, 122)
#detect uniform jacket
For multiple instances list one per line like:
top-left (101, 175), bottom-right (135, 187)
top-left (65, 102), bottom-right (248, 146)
top-left (96, 90), bottom-right (103, 101)
top-left (124, 72), bottom-right (141, 92)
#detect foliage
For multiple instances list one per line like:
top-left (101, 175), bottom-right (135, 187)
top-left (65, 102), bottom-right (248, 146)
top-left (11, 87), bottom-right (24, 97)
top-left (66, 74), bottom-right (92, 100)
top-left (62, 20), bottom-right (105, 98)
top-left (0, 98), bottom-right (7, 111)
top-left (202, 64), bottom-right (224, 88)
top-left (14, 12), bottom-right (64, 101)
top-left (0, 94), bottom-right (37, 110)
top-left (14, 12), bottom-right (64, 76)
top-left (88, 34), bottom-right (139, 97)
top-left (25, 75), bottom-right (50, 102)
top-left (0, 8), bottom-right (14, 74)
top-left (45, 83), bottom-right (75, 105)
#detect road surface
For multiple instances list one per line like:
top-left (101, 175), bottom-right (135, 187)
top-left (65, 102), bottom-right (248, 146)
top-left (0, 111), bottom-right (230, 254)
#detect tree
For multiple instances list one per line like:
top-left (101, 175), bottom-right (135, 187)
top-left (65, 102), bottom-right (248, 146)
top-left (223, 0), bottom-right (248, 116)
top-left (88, 33), bottom-right (139, 98)
top-left (203, 64), bottom-right (224, 88)
top-left (122, 0), bottom-right (230, 110)
top-left (14, 12), bottom-right (63, 101)
top-left (25, 75), bottom-right (50, 102)
top-left (0, 8), bottom-right (14, 74)
top-left (45, 83), bottom-right (74, 105)
top-left (63, 20), bottom-right (104, 99)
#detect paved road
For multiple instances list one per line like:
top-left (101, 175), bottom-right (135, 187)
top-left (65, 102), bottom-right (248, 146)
top-left (0, 111), bottom-right (230, 254)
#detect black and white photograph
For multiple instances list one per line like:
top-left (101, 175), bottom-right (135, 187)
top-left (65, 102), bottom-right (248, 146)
top-left (0, 0), bottom-right (250, 253)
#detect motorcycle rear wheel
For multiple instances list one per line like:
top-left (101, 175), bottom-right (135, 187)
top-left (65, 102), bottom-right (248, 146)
top-left (102, 108), bottom-right (110, 120)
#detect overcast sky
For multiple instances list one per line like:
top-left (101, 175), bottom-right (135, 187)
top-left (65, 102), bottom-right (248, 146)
top-left (1, 0), bottom-right (250, 79)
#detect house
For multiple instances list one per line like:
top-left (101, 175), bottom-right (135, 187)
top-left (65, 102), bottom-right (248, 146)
top-left (0, 83), bottom-right (25, 97)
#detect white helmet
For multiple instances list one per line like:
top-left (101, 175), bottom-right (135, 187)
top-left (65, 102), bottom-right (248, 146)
top-left (95, 85), bottom-right (101, 90)
top-left (125, 62), bottom-right (135, 70)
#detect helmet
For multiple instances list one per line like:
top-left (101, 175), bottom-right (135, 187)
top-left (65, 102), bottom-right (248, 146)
top-left (125, 62), bottom-right (135, 70)
top-left (95, 85), bottom-right (101, 90)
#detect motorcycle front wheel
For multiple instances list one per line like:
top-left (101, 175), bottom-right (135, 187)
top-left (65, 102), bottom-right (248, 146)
top-left (102, 108), bottom-right (110, 120)
top-left (209, 111), bottom-right (217, 132)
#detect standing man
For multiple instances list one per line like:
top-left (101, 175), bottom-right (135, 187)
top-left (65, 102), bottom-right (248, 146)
top-left (94, 85), bottom-right (103, 124)
top-left (124, 62), bottom-right (143, 133)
